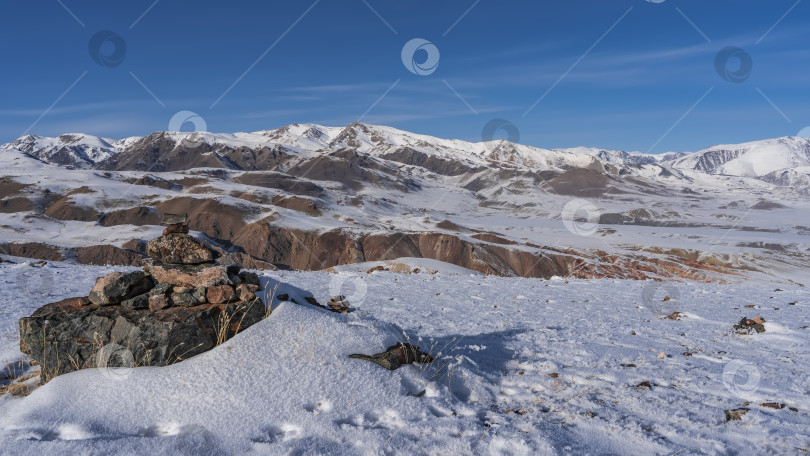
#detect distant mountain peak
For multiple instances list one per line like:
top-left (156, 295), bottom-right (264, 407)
top-left (2, 123), bottom-right (809, 192)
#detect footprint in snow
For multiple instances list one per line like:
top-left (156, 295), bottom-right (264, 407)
top-left (12, 423), bottom-right (95, 441)
top-left (141, 422), bottom-right (183, 437)
top-left (256, 424), bottom-right (302, 443)
top-left (335, 410), bottom-right (404, 430)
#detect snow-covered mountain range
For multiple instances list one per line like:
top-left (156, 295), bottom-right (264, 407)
top-left (3, 122), bottom-right (809, 192)
top-left (1, 122), bottom-right (809, 285)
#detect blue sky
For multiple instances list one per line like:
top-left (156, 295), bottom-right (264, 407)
top-left (0, 0), bottom-right (808, 152)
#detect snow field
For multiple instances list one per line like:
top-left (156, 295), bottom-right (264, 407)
top-left (0, 260), bottom-right (808, 454)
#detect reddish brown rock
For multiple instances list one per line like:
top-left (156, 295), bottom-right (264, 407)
top-left (761, 402), bottom-right (786, 409)
top-left (361, 233), bottom-right (421, 261)
top-left (144, 263), bottom-right (231, 288)
top-left (146, 233), bottom-right (214, 265)
top-left (148, 294), bottom-right (169, 311)
top-left (206, 285), bottom-right (235, 304)
top-left (231, 222), bottom-right (363, 270)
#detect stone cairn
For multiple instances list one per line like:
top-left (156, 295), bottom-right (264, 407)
top-left (18, 213), bottom-right (267, 382)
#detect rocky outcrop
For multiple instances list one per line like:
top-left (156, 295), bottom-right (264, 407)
top-left (231, 223), bottom-right (361, 270)
top-left (227, 221), bottom-right (726, 281)
top-left (18, 217), bottom-right (267, 382)
top-left (19, 293), bottom-right (265, 381)
top-left (380, 147), bottom-right (480, 176)
top-left (361, 233), bottom-right (421, 261)
top-left (231, 222), bottom-right (575, 278)
top-left (349, 343), bottom-right (434, 371)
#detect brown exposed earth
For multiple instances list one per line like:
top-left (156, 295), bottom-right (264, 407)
top-left (271, 196), bottom-right (322, 216)
top-left (0, 197), bottom-right (35, 213)
top-left (0, 242), bottom-right (63, 261)
top-left (43, 196), bottom-right (101, 222)
top-left (232, 172), bottom-right (325, 197)
top-left (100, 206), bottom-right (161, 227)
top-left (545, 168), bottom-right (610, 197)
top-left (0, 177), bottom-right (29, 198)
top-left (75, 245), bottom-right (144, 266)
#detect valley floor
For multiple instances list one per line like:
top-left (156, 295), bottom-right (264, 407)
top-left (0, 259), bottom-right (808, 455)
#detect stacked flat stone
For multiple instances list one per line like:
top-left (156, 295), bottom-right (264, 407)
top-left (18, 212), bottom-right (267, 381)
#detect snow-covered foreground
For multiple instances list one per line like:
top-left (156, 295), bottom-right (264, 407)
top-left (1, 260), bottom-right (809, 455)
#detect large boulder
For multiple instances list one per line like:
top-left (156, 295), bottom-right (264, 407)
top-left (88, 271), bottom-right (155, 305)
top-left (146, 233), bottom-right (214, 265)
top-left (19, 295), bottom-right (266, 381)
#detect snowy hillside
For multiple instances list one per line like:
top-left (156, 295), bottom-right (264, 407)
top-left (0, 261), bottom-right (808, 454)
top-left (667, 137), bottom-right (810, 178)
top-left (0, 134), bottom-right (122, 169)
